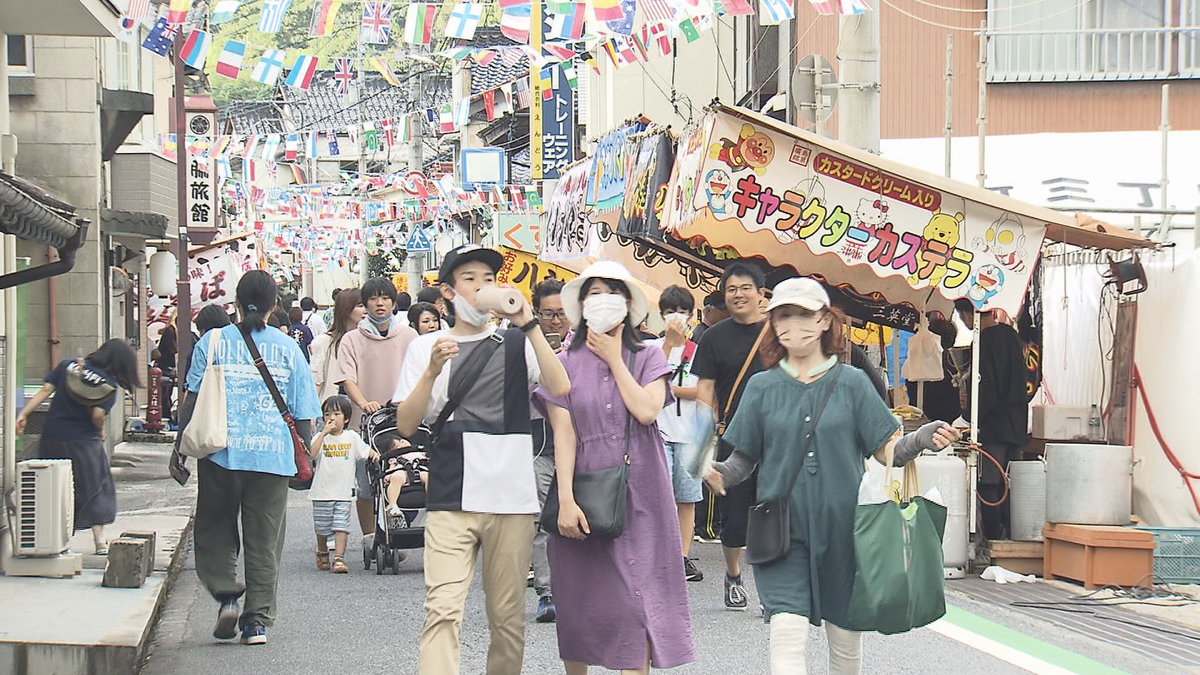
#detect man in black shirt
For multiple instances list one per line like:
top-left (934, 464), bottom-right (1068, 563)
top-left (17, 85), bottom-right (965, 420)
top-left (693, 263), bottom-right (767, 611)
top-left (956, 299), bottom-right (1029, 541)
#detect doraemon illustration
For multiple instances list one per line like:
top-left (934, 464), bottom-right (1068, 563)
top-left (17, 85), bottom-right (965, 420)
top-left (966, 264), bottom-right (1005, 309)
top-left (854, 197), bottom-right (889, 234)
top-left (704, 168), bottom-right (732, 215)
top-left (975, 214), bottom-right (1028, 273)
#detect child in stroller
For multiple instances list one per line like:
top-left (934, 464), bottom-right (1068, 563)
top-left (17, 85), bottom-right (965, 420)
top-left (361, 405), bottom-right (429, 574)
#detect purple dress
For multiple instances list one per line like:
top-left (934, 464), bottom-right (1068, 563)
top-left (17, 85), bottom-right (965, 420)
top-left (535, 345), bottom-right (697, 670)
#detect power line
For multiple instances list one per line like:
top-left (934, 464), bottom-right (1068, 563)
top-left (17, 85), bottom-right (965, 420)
top-left (902, 0), bottom-right (1051, 13)
top-left (879, 0), bottom-right (1092, 32)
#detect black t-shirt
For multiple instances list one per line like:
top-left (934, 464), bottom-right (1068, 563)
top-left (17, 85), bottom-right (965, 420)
top-left (289, 323), bottom-right (313, 362)
top-left (691, 318), bottom-right (765, 424)
top-left (42, 359), bottom-right (117, 442)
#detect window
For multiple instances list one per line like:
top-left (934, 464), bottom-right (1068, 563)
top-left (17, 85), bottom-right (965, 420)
top-left (987, 0), bottom-right (1195, 81)
top-left (6, 35), bottom-right (33, 76)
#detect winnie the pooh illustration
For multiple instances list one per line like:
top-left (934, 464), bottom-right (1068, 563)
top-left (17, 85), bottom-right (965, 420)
top-left (709, 123), bottom-right (775, 175)
top-left (910, 209), bottom-right (964, 288)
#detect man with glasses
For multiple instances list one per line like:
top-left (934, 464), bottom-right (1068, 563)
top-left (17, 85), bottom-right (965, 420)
top-left (528, 278), bottom-right (568, 622)
top-left (692, 263), bottom-right (767, 611)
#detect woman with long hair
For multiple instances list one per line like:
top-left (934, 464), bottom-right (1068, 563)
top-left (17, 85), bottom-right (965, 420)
top-left (176, 270), bottom-right (321, 646)
top-left (535, 261), bottom-right (695, 675)
top-left (310, 288), bottom-right (364, 400)
top-left (16, 339), bottom-right (141, 554)
top-left (704, 277), bottom-right (957, 675)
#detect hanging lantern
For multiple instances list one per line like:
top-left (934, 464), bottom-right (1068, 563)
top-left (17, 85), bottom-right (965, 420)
top-left (148, 251), bottom-right (177, 297)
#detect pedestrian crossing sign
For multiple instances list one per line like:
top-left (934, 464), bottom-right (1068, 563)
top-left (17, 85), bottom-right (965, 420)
top-left (406, 227), bottom-right (432, 252)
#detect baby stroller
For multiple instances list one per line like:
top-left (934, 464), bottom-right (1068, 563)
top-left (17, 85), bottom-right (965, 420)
top-left (361, 405), bottom-right (430, 575)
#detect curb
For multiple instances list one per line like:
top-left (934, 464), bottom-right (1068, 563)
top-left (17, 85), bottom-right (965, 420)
top-left (134, 515), bottom-right (194, 675)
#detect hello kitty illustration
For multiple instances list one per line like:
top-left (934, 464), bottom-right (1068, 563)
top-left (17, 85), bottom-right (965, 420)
top-left (855, 197), bottom-right (889, 234)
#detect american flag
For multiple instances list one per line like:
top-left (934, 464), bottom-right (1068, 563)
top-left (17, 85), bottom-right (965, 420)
top-left (125, 0), bottom-right (152, 19)
top-left (500, 47), bottom-right (525, 68)
top-left (334, 58), bottom-right (355, 96)
top-left (360, 2), bottom-right (392, 45)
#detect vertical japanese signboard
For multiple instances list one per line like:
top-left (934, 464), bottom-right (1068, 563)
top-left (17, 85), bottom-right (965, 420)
top-left (531, 63), bottom-right (576, 180)
top-left (185, 110), bottom-right (218, 234)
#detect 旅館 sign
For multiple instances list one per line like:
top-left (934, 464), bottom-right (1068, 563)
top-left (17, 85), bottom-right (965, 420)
top-left (659, 107), bottom-right (1054, 317)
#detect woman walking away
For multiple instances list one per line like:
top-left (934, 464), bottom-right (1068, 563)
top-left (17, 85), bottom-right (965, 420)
top-left (177, 270), bottom-right (321, 646)
top-left (16, 339), bottom-right (141, 554)
top-left (703, 277), bottom-right (958, 675)
top-left (536, 261), bottom-right (696, 675)
top-left (310, 288), bottom-right (363, 400)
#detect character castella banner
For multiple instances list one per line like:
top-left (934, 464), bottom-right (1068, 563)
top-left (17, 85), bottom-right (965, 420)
top-left (659, 106), bottom-right (1053, 317)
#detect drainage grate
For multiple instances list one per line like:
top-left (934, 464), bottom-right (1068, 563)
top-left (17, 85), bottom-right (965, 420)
top-left (953, 578), bottom-right (1200, 668)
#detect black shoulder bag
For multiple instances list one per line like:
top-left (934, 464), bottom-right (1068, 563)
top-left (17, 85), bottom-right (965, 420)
top-left (745, 364), bottom-right (842, 567)
top-left (427, 331), bottom-right (506, 443)
top-left (540, 349), bottom-right (636, 540)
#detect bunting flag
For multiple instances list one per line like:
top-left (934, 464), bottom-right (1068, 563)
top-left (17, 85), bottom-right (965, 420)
top-left (483, 89), bottom-right (496, 121)
top-left (630, 31), bottom-right (649, 61)
top-left (545, 44), bottom-right (576, 62)
top-left (360, 2), bottom-right (392, 44)
top-left (562, 61), bottom-right (578, 89)
top-left (547, 4), bottom-right (586, 40)
top-left (251, 48), bottom-right (286, 85)
top-left (444, 3), bottom-right (482, 40)
top-left (381, 118), bottom-right (395, 146)
top-left (403, 3), bottom-right (435, 45)
top-left (456, 99), bottom-right (471, 128)
top-left (438, 105), bottom-right (455, 133)
top-left (592, 0), bottom-right (624, 22)
top-left (718, 0), bottom-right (755, 14)
top-left (261, 134), bottom-right (281, 160)
top-left (363, 122), bottom-right (378, 150)
top-left (760, 0), bottom-right (795, 23)
top-left (514, 80), bottom-right (532, 108)
top-left (215, 40), bottom-right (246, 79)
top-left (808, 0), bottom-right (836, 14)
top-left (500, 47), bottom-right (525, 67)
top-left (368, 57), bottom-right (400, 86)
top-left (284, 133), bottom-right (299, 161)
top-left (211, 0), bottom-right (240, 23)
top-left (838, 0), bottom-right (871, 13)
top-left (677, 17), bottom-right (700, 42)
top-left (641, 0), bottom-right (676, 22)
top-left (580, 49), bottom-right (601, 74)
top-left (538, 65), bottom-right (557, 100)
top-left (499, 0), bottom-right (530, 7)
top-left (500, 6), bottom-right (531, 42)
top-left (476, 50), bottom-right (498, 66)
top-left (179, 30), bottom-right (210, 68)
top-left (242, 135), bottom-right (260, 159)
top-left (605, 0), bottom-right (637, 35)
top-left (333, 58), bottom-right (355, 96)
top-left (125, 0), bottom-right (153, 20)
top-left (325, 130), bottom-right (340, 156)
top-left (398, 114), bottom-right (412, 142)
top-left (141, 17), bottom-right (177, 57)
top-left (309, 0), bottom-right (343, 37)
top-left (258, 0), bottom-right (292, 33)
top-left (307, 132), bottom-right (319, 158)
top-left (167, 0), bottom-right (193, 25)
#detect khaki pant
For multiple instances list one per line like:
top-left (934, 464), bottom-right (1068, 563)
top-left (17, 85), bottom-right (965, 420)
top-left (419, 510), bottom-right (536, 675)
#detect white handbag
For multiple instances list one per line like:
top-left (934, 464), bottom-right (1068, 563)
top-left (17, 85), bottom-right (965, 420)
top-left (179, 330), bottom-right (228, 459)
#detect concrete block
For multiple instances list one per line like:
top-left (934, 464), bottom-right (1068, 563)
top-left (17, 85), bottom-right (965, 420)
top-left (102, 538), bottom-right (149, 588)
top-left (10, 144), bottom-right (72, 179)
top-left (34, 48), bottom-right (99, 80)
top-left (64, 79), bottom-right (99, 113)
top-left (118, 531), bottom-right (157, 578)
top-left (37, 113), bottom-right (98, 145)
top-left (31, 79), bottom-right (67, 112)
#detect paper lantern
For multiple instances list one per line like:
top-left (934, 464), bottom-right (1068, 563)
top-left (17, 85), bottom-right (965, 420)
top-left (148, 251), bottom-right (177, 297)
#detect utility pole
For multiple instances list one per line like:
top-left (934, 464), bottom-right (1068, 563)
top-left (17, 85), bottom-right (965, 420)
top-left (173, 36), bottom-right (192, 410)
top-left (836, 11), bottom-right (880, 153)
top-left (407, 72), bottom-right (424, 294)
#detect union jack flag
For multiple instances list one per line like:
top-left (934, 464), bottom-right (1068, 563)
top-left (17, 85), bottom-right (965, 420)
top-left (359, 2), bottom-right (392, 45)
top-left (334, 58), bottom-right (355, 96)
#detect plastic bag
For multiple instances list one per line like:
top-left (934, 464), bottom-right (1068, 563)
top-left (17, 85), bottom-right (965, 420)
top-left (680, 403), bottom-right (717, 479)
top-left (902, 324), bottom-right (944, 382)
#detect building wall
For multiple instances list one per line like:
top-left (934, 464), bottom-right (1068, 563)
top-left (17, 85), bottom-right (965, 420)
top-left (9, 36), bottom-right (104, 381)
top-left (111, 152), bottom-right (176, 228)
top-left (794, 2), bottom-right (1200, 140)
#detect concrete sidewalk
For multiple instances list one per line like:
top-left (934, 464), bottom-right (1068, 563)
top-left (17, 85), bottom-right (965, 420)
top-left (0, 442), bottom-right (195, 675)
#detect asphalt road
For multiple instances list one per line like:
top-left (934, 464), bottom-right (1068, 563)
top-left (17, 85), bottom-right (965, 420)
top-left (136, 486), bottom-right (1187, 675)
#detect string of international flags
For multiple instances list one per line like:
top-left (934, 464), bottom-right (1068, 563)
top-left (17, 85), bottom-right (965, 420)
top-left (126, 0), bottom-right (873, 92)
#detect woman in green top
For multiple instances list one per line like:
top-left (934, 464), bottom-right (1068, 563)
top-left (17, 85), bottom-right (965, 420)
top-left (704, 277), bottom-right (957, 675)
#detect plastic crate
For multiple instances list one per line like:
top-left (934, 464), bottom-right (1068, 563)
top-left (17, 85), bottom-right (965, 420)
top-left (1135, 527), bottom-right (1200, 584)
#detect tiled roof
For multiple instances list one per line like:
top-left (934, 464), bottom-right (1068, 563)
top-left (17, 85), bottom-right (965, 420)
top-left (469, 27), bottom-right (528, 95)
top-left (0, 171), bottom-right (82, 249)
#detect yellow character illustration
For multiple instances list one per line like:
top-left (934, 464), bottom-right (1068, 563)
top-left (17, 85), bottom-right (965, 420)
top-left (910, 209), bottom-right (964, 288)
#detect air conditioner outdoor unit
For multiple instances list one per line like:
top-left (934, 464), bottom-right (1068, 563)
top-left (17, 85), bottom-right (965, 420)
top-left (16, 459), bottom-right (73, 557)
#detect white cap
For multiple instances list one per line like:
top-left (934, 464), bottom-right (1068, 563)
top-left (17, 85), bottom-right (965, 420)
top-left (561, 260), bottom-right (650, 328)
top-left (766, 277), bottom-right (830, 312)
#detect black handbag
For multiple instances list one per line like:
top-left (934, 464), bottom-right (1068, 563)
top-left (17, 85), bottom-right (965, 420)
top-left (745, 364), bottom-right (841, 567)
top-left (540, 350), bottom-right (635, 540)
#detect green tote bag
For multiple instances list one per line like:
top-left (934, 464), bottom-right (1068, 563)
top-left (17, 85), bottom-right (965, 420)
top-left (846, 453), bottom-right (948, 635)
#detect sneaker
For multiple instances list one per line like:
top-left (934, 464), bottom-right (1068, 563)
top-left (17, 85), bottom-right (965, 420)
top-left (536, 595), bottom-right (557, 623)
top-left (240, 623), bottom-right (267, 646)
top-left (724, 574), bottom-right (748, 611)
top-left (527, 566), bottom-right (535, 588)
top-left (213, 598), bottom-right (240, 640)
top-left (684, 557), bottom-right (704, 582)
top-left (694, 535), bottom-right (721, 544)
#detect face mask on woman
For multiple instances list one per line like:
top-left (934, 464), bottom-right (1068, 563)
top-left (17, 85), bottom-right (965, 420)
top-left (452, 292), bottom-right (492, 328)
top-left (774, 313), bottom-right (825, 354)
top-left (583, 294), bottom-right (628, 333)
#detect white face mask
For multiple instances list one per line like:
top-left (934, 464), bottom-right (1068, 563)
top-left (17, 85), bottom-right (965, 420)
top-left (583, 293), bottom-right (628, 334)
top-left (663, 312), bottom-right (690, 330)
top-left (774, 313), bottom-right (825, 354)
top-left (452, 292), bottom-right (492, 328)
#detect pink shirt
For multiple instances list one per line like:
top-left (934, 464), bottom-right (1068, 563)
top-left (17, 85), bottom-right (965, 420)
top-left (335, 317), bottom-right (417, 429)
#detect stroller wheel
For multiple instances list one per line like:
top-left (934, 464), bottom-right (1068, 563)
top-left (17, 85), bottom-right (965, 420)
top-left (375, 547), bottom-right (387, 576)
top-left (391, 550), bottom-right (402, 575)
top-left (363, 542), bottom-right (372, 570)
